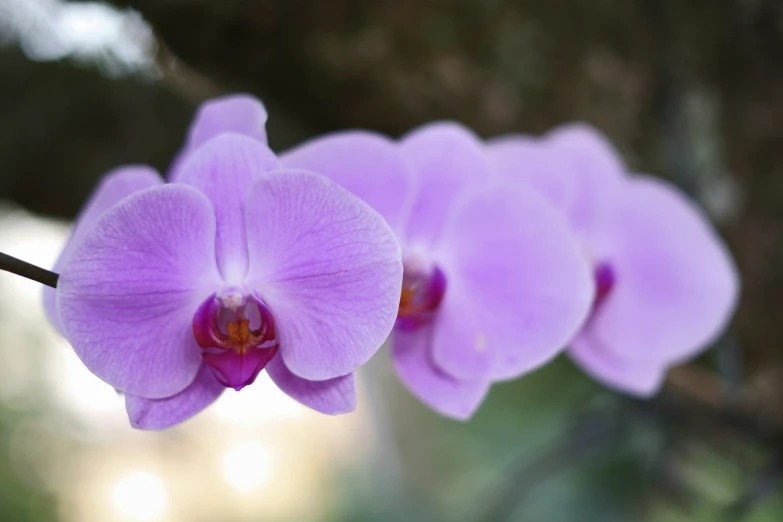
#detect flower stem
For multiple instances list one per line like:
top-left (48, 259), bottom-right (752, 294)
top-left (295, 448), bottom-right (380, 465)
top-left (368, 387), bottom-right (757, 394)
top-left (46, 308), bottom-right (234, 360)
top-left (0, 252), bottom-right (59, 288)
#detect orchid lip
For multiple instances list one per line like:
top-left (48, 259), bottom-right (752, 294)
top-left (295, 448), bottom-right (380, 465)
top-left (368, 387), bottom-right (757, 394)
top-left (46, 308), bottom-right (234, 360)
top-left (193, 291), bottom-right (279, 390)
top-left (396, 261), bottom-right (447, 330)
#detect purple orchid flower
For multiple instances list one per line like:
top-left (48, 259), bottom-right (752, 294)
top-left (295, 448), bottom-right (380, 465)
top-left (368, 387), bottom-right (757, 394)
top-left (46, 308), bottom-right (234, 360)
top-left (489, 124), bottom-right (740, 396)
top-left (44, 94), bottom-right (403, 429)
top-left (280, 123), bottom-right (594, 419)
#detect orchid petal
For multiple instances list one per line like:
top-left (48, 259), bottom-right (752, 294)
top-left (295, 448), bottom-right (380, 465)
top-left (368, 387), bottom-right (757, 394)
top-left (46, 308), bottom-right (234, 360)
top-left (392, 327), bottom-right (490, 420)
top-left (431, 185), bottom-right (594, 381)
top-left (125, 364), bottom-right (224, 430)
top-left (489, 125), bottom-right (627, 241)
top-left (487, 136), bottom-right (574, 213)
top-left (544, 124), bottom-right (627, 239)
top-left (44, 166), bottom-right (162, 334)
top-left (266, 357), bottom-right (356, 415)
top-left (169, 94), bottom-right (269, 181)
top-left (280, 130), bottom-right (414, 235)
top-left (586, 176), bottom-right (739, 363)
top-left (400, 122), bottom-right (491, 246)
top-left (177, 134), bottom-right (278, 284)
top-left (57, 184), bottom-right (223, 398)
top-left (244, 170), bottom-right (402, 380)
top-left (569, 334), bottom-right (666, 397)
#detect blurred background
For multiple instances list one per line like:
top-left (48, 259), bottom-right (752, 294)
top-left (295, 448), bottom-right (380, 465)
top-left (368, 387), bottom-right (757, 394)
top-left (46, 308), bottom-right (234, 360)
top-left (0, 0), bottom-right (782, 520)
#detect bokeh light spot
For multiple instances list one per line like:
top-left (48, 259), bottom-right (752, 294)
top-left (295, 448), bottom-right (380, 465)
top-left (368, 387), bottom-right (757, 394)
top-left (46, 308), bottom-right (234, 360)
top-left (221, 441), bottom-right (272, 493)
top-left (111, 472), bottom-right (167, 521)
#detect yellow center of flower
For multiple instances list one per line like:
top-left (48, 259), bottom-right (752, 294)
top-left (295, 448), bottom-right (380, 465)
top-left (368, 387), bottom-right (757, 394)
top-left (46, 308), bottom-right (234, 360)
top-left (227, 319), bottom-right (251, 348)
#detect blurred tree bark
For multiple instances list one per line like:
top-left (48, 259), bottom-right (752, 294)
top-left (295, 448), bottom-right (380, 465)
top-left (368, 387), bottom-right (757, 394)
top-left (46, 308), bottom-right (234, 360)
top-left (0, 47), bottom-right (192, 218)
